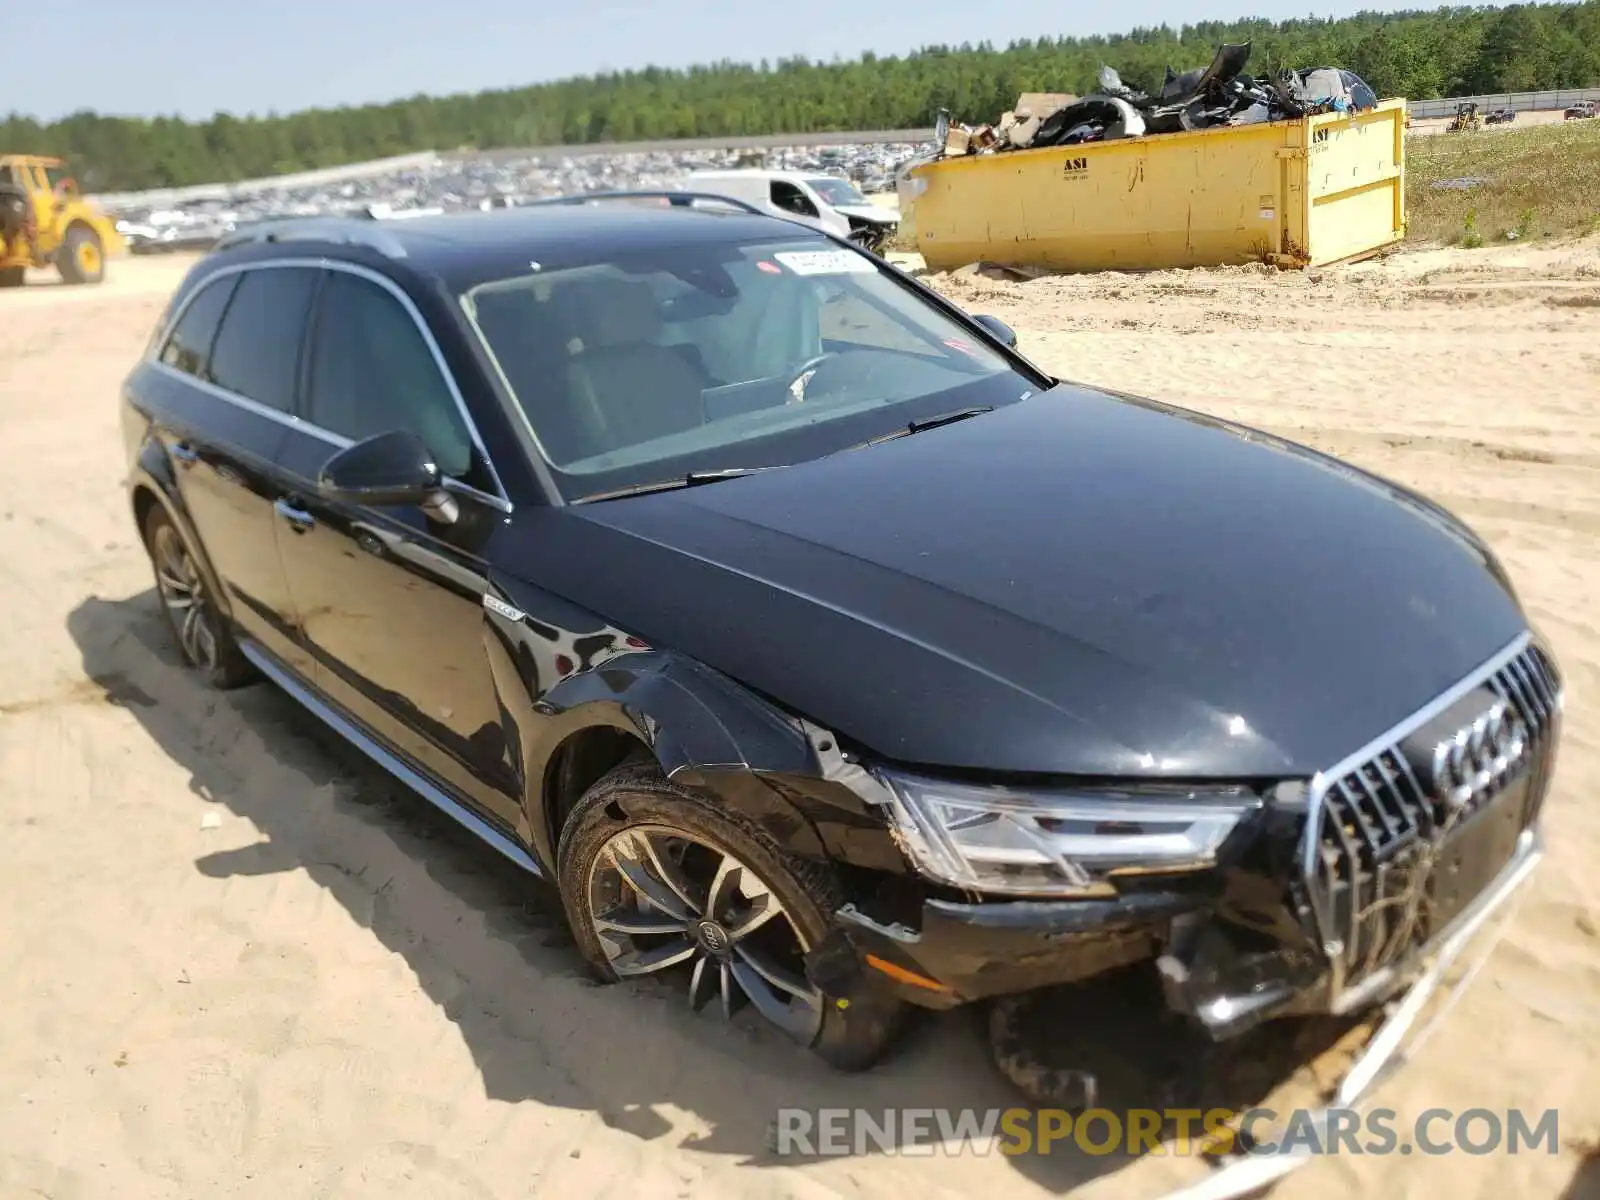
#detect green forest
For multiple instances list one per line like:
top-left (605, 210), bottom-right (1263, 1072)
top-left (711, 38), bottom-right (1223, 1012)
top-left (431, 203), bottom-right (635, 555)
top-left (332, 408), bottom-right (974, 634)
top-left (5, 2), bottom-right (1599, 191)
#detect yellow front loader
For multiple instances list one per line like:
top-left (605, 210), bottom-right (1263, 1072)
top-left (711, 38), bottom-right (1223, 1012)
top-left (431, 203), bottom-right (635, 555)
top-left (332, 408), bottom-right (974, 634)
top-left (0, 154), bottom-right (126, 288)
top-left (1446, 102), bottom-right (1482, 134)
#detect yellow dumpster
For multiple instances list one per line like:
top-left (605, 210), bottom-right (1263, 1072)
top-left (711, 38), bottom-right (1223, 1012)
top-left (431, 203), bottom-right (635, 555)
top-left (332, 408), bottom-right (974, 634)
top-left (906, 99), bottom-right (1407, 273)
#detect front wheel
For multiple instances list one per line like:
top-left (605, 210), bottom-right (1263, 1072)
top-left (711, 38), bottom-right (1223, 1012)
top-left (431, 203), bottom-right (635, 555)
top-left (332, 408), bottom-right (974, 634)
top-left (57, 224), bottom-right (105, 285)
top-left (557, 760), bottom-right (908, 1071)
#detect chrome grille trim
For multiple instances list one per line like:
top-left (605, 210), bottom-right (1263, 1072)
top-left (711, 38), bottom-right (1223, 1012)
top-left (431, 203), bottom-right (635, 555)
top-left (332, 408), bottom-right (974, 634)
top-left (1301, 629), bottom-right (1563, 998)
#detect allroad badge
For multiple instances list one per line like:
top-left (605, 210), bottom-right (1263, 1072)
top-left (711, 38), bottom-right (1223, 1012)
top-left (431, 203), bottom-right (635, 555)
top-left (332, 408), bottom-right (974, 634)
top-left (481, 593), bottom-right (526, 623)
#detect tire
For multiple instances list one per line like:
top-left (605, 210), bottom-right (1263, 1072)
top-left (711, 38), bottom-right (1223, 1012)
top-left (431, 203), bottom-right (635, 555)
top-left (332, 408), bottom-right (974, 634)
top-left (57, 223), bottom-right (105, 285)
top-left (0, 266), bottom-right (23, 289)
top-left (141, 503), bottom-right (256, 689)
top-left (557, 759), bottom-right (908, 1071)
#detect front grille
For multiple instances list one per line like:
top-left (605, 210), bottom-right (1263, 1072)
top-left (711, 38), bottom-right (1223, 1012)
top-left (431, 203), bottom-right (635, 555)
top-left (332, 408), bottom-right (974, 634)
top-left (1303, 636), bottom-right (1562, 995)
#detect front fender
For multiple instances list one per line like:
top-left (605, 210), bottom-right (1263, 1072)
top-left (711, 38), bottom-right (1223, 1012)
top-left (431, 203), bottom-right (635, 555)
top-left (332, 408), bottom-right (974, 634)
top-left (479, 580), bottom-right (826, 868)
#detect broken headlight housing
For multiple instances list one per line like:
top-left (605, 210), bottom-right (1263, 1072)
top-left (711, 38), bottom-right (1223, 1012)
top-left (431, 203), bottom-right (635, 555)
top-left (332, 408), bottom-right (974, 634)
top-left (875, 769), bottom-right (1260, 897)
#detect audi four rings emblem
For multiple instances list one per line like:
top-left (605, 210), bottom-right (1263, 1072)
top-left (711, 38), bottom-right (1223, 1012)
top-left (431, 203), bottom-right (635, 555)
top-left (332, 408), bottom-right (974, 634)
top-left (1432, 700), bottom-right (1528, 807)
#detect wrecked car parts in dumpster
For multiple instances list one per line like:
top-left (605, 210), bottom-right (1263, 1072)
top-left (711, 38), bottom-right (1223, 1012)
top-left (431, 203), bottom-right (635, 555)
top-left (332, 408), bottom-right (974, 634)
top-left (936, 42), bottom-right (1379, 156)
top-left (900, 40), bottom-right (1404, 273)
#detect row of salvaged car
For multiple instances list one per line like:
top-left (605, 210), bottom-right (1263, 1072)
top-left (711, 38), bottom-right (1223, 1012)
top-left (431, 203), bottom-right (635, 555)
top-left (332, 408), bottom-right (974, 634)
top-left (1485, 100), bottom-right (1597, 124)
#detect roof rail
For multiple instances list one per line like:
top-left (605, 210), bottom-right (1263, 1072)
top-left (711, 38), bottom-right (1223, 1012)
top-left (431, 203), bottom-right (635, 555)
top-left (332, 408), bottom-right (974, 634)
top-left (212, 214), bottom-right (409, 258)
top-left (525, 189), bottom-right (767, 216)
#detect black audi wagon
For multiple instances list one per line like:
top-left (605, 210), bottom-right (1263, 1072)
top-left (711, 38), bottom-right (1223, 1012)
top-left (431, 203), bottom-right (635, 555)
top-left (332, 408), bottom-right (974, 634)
top-left (121, 194), bottom-right (1562, 1073)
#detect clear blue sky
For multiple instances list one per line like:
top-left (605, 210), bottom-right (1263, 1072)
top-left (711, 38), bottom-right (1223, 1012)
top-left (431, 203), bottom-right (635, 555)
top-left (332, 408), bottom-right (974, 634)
top-left (22, 0), bottom-right (1435, 121)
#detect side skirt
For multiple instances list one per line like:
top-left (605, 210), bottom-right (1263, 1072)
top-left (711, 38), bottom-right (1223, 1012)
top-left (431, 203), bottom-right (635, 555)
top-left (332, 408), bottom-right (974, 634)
top-left (238, 640), bottom-right (543, 877)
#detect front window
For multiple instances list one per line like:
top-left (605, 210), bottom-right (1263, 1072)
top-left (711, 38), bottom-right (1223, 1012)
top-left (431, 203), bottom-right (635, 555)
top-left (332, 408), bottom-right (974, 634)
top-left (804, 176), bottom-right (869, 208)
top-left (769, 181), bottom-right (818, 218)
top-left (461, 236), bottom-right (1040, 500)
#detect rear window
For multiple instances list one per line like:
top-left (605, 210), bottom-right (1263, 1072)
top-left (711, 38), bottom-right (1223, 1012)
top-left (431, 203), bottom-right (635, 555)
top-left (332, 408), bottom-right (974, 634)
top-left (208, 267), bottom-right (320, 413)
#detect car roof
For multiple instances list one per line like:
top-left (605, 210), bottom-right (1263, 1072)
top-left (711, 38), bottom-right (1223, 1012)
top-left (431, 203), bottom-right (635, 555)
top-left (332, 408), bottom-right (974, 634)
top-left (214, 202), bottom-right (828, 290)
top-left (688, 168), bottom-right (834, 183)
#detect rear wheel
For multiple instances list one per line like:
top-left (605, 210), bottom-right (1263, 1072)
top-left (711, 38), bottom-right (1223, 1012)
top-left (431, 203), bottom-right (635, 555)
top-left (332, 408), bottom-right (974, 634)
top-left (57, 224), bottom-right (105, 285)
top-left (141, 504), bottom-right (255, 689)
top-left (558, 760), bottom-right (908, 1071)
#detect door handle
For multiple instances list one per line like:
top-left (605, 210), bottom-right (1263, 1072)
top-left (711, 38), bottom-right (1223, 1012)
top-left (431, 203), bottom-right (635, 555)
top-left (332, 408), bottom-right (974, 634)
top-left (274, 498), bottom-right (316, 533)
top-left (172, 441), bottom-right (199, 465)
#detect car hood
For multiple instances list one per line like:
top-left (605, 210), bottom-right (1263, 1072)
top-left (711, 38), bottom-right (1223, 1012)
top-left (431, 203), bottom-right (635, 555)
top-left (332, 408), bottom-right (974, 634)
top-left (832, 203), bottom-right (899, 225)
top-left (540, 386), bottom-right (1527, 779)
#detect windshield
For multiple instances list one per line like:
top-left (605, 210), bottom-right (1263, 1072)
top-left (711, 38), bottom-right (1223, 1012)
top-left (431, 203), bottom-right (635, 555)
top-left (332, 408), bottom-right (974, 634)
top-left (805, 177), bottom-right (869, 207)
top-left (462, 236), bottom-right (1040, 500)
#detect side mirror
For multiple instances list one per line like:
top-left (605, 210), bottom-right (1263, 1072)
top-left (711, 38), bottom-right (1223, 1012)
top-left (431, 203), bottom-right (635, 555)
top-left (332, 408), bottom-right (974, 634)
top-left (318, 429), bottom-right (449, 514)
top-left (971, 314), bottom-right (1018, 348)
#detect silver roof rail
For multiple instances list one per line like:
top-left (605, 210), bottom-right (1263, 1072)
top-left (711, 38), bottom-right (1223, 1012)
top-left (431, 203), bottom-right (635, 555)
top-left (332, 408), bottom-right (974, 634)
top-left (525, 189), bottom-right (766, 215)
top-left (213, 215), bottom-right (410, 258)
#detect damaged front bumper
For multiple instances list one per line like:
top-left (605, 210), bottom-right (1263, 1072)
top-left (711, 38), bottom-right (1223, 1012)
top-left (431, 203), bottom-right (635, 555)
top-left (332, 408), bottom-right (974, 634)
top-left (822, 817), bottom-right (1541, 1037)
top-left (1158, 827), bottom-right (1543, 1200)
top-left (827, 887), bottom-right (1205, 1009)
top-left (1159, 825), bottom-right (1544, 1044)
top-left (816, 827), bottom-right (1542, 1200)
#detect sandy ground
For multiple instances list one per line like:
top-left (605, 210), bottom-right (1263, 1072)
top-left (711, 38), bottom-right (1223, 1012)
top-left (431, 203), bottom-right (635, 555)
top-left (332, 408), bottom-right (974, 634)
top-left (2, 242), bottom-right (1598, 1200)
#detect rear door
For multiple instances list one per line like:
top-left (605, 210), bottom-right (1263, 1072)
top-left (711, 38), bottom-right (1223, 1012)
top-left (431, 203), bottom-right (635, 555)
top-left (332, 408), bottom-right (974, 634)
top-left (146, 264), bottom-right (319, 676)
top-left (272, 264), bottom-right (522, 828)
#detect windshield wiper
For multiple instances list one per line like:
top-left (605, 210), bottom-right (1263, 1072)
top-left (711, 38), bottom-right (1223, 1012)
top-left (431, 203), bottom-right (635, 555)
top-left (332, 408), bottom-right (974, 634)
top-left (573, 466), bottom-right (778, 504)
top-left (847, 405), bottom-right (996, 452)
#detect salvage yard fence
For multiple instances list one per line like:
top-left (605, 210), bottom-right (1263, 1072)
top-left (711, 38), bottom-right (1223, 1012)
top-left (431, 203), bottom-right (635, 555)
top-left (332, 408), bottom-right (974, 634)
top-left (1407, 88), bottom-right (1600, 119)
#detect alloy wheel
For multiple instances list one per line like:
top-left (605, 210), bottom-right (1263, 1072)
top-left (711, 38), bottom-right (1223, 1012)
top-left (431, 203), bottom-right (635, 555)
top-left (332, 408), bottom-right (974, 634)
top-left (586, 825), bottom-right (825, 1044)
top-left (151, 523), bottom-right (219, 672)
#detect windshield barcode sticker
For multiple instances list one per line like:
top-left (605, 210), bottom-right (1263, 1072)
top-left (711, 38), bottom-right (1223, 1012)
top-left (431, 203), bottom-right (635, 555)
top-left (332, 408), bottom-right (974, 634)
top-left (773, 250), bottom-right (877, 276)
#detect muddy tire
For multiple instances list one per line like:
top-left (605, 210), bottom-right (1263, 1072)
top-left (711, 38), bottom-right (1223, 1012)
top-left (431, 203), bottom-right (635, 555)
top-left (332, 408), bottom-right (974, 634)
top-left (141, 503), bottom-right (256, 689)
top-left (0, 266), bottom-right (23, 288)
top-left (57, 224), bottom-right (105, 285)
top-left (557, 759), bottom-right (908, 1071)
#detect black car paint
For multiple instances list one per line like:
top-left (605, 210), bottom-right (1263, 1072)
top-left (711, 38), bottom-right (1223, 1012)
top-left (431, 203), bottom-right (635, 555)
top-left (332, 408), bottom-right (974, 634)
top-left (122, 207), bottom-right (1536, 1016)
top-left (538, 388), bottom-right (1525, 778)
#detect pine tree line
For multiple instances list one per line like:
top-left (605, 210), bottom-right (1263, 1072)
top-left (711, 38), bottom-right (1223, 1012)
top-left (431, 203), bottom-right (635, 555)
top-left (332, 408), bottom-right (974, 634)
top-left (5, 3), bottom-right (1598, 191)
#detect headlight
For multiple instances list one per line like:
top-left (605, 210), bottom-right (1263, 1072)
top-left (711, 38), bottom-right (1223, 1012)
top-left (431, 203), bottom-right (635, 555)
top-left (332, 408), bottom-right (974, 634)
top-left (876, 769), bottom-right (1259, 897)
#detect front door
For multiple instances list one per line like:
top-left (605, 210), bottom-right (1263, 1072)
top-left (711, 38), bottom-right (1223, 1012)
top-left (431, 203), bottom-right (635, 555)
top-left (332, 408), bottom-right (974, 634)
top-left (272, 266), bottom-right (522, 829)
top-left (144, 265), bottom-right (318, 676)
